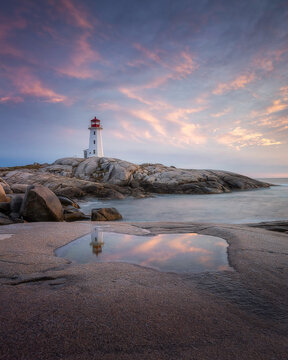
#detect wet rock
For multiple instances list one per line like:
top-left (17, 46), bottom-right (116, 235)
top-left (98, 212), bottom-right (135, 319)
top-left (20, 185), bottom-right (63, 222)
top-left (57, 195), bottom-right (80, 209)
top-left (91, 207), bottom-right (122, 221)
top-left (0, 212), bottom-right (13, 225)
top-left (10, 183), bottom-right (29, 193)
top-left (0, 184), bottom-right (8, 202)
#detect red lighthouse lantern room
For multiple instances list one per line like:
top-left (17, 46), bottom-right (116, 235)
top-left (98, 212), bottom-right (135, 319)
top-left (90, 116), bottom-right (101, 128)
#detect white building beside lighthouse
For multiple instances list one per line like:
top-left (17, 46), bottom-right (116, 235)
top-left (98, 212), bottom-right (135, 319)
top-left (84, 116), bottom-right (104, 158)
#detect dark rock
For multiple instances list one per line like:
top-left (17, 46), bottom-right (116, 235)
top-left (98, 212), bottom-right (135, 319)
top-left (10, 195), bottom-right (24, 213)
top-left (63, 205), bottom-right (89, 222)
top-left (57, 195), bottom-right (80, 208)
top-left (20, 185), bottom-right (63, 222)
top-left (64, 211), bottom-right (90, 222)
top-left (9, 212), bottom-right (24, 223)
top-left (0, 202), bottom-right (10, 215)
top-left (91, 207), bottom-right (122, 221)
top-left (0, 212), bottom-right (13, 225)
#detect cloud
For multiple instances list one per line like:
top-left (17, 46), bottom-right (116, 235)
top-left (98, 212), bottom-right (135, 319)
top-left (58, 0), bottom-right (94, 30)
top-left (118, 87), bottom-right (152, 105)
top-left (3, 67), bottom-right (67, 103)
top-left (213, 73), bottom-right (256, 95)
top-left (130, 109), bottom-right (167, 136)
top-left (56, 32), bottom-right (101, 79)
top-left (0, 96), bottom-right (23, 103)
top-left (210, 107), bottom-right (231, 118)
top-left (133, 43), bottom-right (161, 63)
top-left (166, 107), bottom-right (206, 124)
top-left (131, 46), bottom-right (197, 89)
top-left (218, 127), bottom-right (281, 149)
top-left (266, 99), bottom-right (288, 115)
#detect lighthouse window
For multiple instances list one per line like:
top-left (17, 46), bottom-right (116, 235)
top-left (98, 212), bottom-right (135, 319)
top-left (93, 150), bottom-right (95, 154)
top-left (94, 131), bottom-right (95, 135)
top-left (93, 140), bottom-right (95, 144)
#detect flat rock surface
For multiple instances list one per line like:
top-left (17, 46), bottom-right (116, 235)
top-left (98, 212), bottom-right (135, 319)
top-left (0, 221), bottom-right (287, 360)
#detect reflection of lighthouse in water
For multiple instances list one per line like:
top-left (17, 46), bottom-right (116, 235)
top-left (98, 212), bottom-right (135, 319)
top-left (90, 228), bottom-right (104, 256)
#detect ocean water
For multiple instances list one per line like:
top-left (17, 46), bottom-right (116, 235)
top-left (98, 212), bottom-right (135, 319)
top-left (80, 178), bottom-right (288, 224)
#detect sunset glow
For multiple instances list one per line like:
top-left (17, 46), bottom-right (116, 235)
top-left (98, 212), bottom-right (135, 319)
top-left (0, 0), bottom-right (287, 176)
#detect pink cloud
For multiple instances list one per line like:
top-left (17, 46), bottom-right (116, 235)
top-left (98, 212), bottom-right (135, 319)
top-left (58, 0), bottom-right (94, 30)
top-left (3, 67), bottom-right (67, 103)
top-left (56, 33), bottom-right (102, 79)
top-left (218, 127), bottom-right (281, 149)
top-left (133, 43), bottom-right (162, 63)
top-left (130, 109), bottom-right (167, 136)
top-left (266, 99), bottom-right (288, 115)
top-left (213, 73), bottom-right (256, 95)
top-left (0, 96), bottom-right (23, 103)
top-left (166, 107), bottom-right (206, 124)
top-left (118, 88), bottom-right (152, 105)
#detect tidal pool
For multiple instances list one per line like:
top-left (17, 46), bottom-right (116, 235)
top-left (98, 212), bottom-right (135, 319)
top-left (56, 229), bottom-right (232, 274)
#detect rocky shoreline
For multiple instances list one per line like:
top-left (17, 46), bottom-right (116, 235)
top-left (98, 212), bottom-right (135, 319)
top-left (0, 156), bottom-right (271, 200)
top-left (0, 157), bottom-right (272, 226)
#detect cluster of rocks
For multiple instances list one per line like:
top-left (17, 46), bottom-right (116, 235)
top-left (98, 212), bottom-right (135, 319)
top-left (0, 182), bottom-right (122, 226)
top-left (0, 157), bottom-right (271, 201)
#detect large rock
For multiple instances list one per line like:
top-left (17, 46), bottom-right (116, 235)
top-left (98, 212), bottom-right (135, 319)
top-left (10, 183), bottom-right (29, 193)
top-left (57, 196), bottom-right (80, 208)
top-left (0, 177), bottom-right (12, 194)
top-left (20, 185), bottom-right (63, 222)
top-left (0, 169), bottom-right (126, 199)
top-left (0, 184), bottom-right (8, 202)
top-left (73, 157), bottom-right (139, 186)
top-left (63, 206), bottom-right (89, 222)
top-left (91, 207), bottom-right (122, 221)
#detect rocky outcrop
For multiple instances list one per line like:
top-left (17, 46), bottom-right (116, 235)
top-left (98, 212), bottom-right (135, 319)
top-left (91, 207), bottom-right (123, 221)
top-left (48, 157), bottom-right (270, 195)
top-left (0, 156), bottom-right (271, 200)
top-left (0, 169), bottom-right (127, 199)
top-left (20, 185), bottom-right (63, 222)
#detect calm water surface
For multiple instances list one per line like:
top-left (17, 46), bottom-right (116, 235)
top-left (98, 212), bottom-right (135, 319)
top-left (56, 230), bottom-right (231, 273)
top-left (80, 178), bottom-right (288, 223)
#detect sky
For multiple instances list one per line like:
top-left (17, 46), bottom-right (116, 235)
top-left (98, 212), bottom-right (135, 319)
top-left (0, 0), bottom-right (287, 177)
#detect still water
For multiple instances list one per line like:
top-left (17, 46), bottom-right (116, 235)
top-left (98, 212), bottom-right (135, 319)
top-left (55, 230), bottom-right (232, 273)
top-left (80, 178), bottom-right (288, 223)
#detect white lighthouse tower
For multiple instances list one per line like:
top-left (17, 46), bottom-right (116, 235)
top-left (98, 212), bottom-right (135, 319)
top-left (84, 116), bottom-right (104, 158)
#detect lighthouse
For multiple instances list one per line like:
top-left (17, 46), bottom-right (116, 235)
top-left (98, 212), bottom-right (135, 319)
top-left (84, 116), bottom-right (104, 158)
